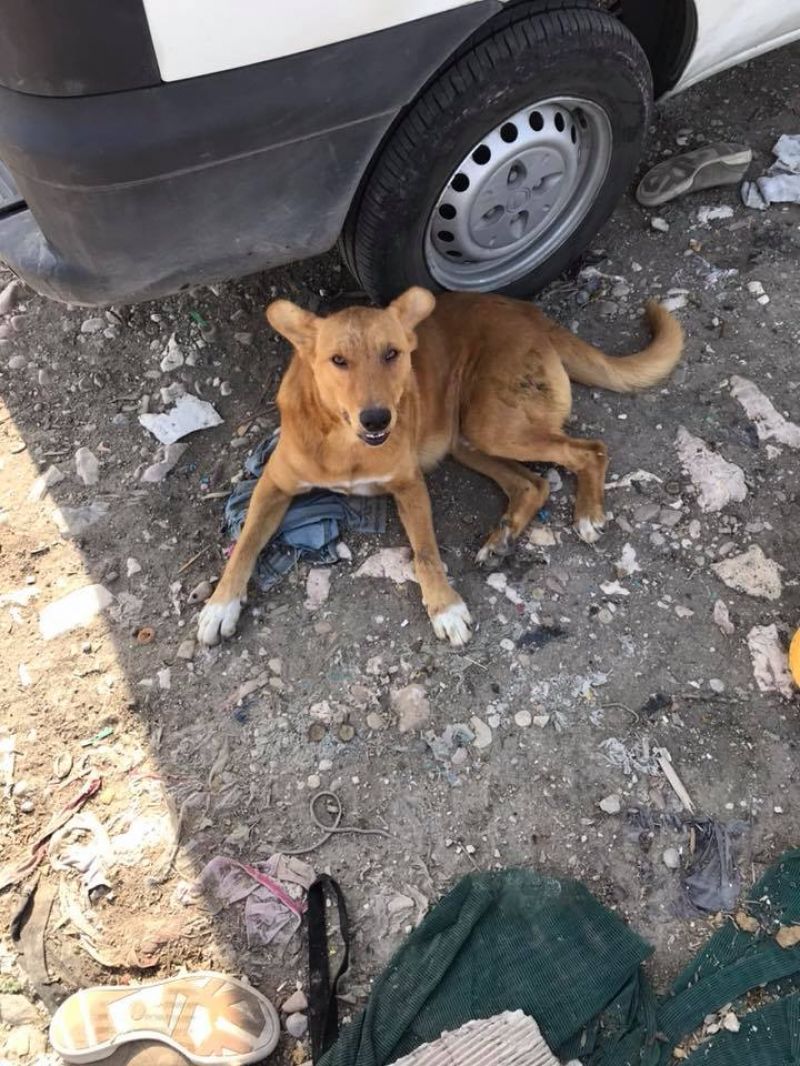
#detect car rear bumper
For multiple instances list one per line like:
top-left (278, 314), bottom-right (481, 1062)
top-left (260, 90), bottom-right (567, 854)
top-left (0, 2), bottom-right (498, 305)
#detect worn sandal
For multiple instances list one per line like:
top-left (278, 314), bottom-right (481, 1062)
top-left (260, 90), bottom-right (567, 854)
top-left (49, 972), bottom-right (280, 1065)
top-left (636, 143), bottom-right (752, 207)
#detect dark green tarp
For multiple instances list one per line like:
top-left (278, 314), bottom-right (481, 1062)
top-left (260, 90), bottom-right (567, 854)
top-left (320, 851), bottom-right (800, 1066)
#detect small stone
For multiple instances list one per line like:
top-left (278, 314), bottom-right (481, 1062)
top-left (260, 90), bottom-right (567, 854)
top-left (307, 722), bottom-right (327, 743)
top-left (747, 280), bottom-right (765, 296)
top-left (187, 580), bottom-right (213, 604)
top-left (53, 751), bottom-right (73, 779)
top-left (366, 712), bottom-right (387, 731)
top-left (709, 678), bottom-right (725, 693)
top-left (159, 333), bottom-right (184, 372)
top-left (126, 557), bottom-right (142, 577)
top-left (75, 447), bottom-right (100, 486)
top-left (391, 684), bottom-right (431, 734)
top-left (157, 667), bottom-right (171, 691)
top-left (0, 278), bottom-right (23, 315)
top-left (722, 1013), bottom-right (740, 1033)
top-left (0, 994), bottom-right (40, 1026)
top-left (336, 723), bottom-right (355, 743)
top-left (533, 714), bottom-right (550, 728)
top-left (176, 638), bottom-right (195, 661)
top-left (80, 317), bottom-right (105, 334)
top-left (662, 847), bottom-right (681, 870)
top-left (597, 608), bottom-right (613, 625)
top-left (5, 1025), bottom-right (46, 1060)
top-left (451, 747), bottom-right (468, 767)
top-left (651, 217), bottom-right (670, 232)
top-left (28, 464), bottom-right (64, 502)
top-left (599, 794), bottom-right (622, 815)
top-left (281, 990), bottom-right (308, 1014)
top-left (318, 759), bottom-right (332, 772)
top-left (307, 774), bottom-right (321, 790)
top-left (470, 716), bottom-right (493, 750)
top-left (285, 1013), bottom-right (308, 1039)
top-left (8, 354), bottom-right (26, 370)
top-left (234, 332), bottom-right (254, 346)
top-left (514, 710), bottom-right (532, 728)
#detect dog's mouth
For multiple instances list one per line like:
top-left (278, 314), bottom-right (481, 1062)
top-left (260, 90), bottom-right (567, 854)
top-left (359, 429), bottom-right (390, 447)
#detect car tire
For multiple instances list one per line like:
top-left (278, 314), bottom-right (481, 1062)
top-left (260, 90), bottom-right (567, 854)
top-left (342, 2), bottom-right (653, 302)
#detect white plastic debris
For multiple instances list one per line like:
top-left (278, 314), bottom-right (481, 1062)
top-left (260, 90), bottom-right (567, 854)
top-left (697, 205), bottom-right (733, 223)
top-left (742, 134), bottom-right (800, 208)
top-left (304, 568), bottom-right (331, 612)
top-left (605, 469), bottom-right (663, 491)
top-left (39, 584), bottom-right (114, 640)
top-left (675, 426), bottom-right (747, 512)
top-left (140, 442), bottom-right (188, 482)
top-left (74, 447), bottom-right (100, 486)
top-left (651, 217), bottom-right (669, 232)
top-left (712, 545), bottom-right (782, 601)
top-left (159, 333), bottom-right (184, 372)
top-left (730, 376), bottom-right (800, 449)
top-left (139, 393), bottom-right (223, 445)
top-left (486, 572), bottom-right (524, 607)
top-left (355, 547), bottom-right (417, 584)
top-left (747, 624), bottom-right (794, 699)
top-left (601, 580), bottom-right (629, 597)
top-left (126, 558), bottom-right (142, 577)
top-left (660, 294), bottom-right (688, 312)
top-left (615, 543), bottom-right (641, 579)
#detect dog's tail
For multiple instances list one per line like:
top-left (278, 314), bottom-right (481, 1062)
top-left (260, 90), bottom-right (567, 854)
top-left (557, 300), bottom-right (684, 393)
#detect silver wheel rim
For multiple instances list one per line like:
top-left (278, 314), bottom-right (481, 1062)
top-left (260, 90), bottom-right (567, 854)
top-left (425, 97), bottom-right (613, 290)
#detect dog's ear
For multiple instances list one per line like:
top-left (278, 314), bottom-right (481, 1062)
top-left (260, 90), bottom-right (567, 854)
top-left (266, 300), bottom-right (319, 352)
top-left (389, 287), bottom-right (436, 331)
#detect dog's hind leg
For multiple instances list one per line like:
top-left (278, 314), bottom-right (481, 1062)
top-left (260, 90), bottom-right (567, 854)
top-left (452, 441), bottom-right (550, 564)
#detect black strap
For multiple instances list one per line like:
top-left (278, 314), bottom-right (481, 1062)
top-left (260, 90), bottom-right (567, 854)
top-left (307, 875), bottom-right (350, 1062)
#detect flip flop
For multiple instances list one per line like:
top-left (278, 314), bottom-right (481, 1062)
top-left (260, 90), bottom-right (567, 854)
top-left (636, 143), bottom-right (752, 207)
top-left (49, 972), bottom-right (281, 1065)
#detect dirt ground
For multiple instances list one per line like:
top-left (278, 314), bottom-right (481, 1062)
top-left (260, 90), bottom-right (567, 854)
top-left (2, 41), bottom-right (800, 1066)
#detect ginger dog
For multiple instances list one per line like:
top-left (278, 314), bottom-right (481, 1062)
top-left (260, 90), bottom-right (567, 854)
top-left (198, 289), bottom-right (682, 647)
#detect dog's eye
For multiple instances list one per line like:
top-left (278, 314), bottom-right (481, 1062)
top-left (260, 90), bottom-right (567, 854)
top-left (331, 354), bottom-right (348, 368)
top-left (383, 347), bottom-right (399, 363)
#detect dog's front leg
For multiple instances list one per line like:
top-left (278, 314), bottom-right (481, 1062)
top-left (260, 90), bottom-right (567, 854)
top-left (197, 467), bottom-right (292, 646)
top-left (392, 475), bottom-right (472, 647)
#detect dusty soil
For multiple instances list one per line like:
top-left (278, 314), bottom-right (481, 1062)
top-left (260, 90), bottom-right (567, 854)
top-left (1, 42), bottom-right (800, 1066)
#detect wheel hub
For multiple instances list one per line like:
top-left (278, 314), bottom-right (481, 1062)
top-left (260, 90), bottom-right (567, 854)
top-left (426, 98), bottom-right (612, 290)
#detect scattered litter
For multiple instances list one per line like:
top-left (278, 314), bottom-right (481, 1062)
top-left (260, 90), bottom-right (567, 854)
top-left (605, 469), bottom-right (663, 491)
top-left (730, 376), bottom-right (800, 448)
top-left (391, 684), bottom-right (431, 734)
top-left (140, 442), bottom-right (188, 482)
top-left (656, 747), bottom-right (695, 814)
top-left (713, 599), bottom-right (735, 635)
top-left (39, 584), bottom-right (114, 640)
top-left (486, 572), bottom-right (524, 607)
top-left (675, 427), bottom-right (747, 512)
top-left (469, 717), bottom-right (493, 750)
top-left (304, 567), bottom-right (331, 612)
top-left (356, 547), bottom-right (416, 584)
top-left (48, 811), bottom-right (113, 898)
top-left (600, 581), bottom-right (629, 597)
top-left (28, 464), bottom-right (64, 502)
top-left (51, 501), bottom-right (109, 537)
top-left (615, 543), bottom-right (641, 579)
top-left (683, 818), bottom-right (746, 913)
top-left (712, 545), bottom-right (782, 600)
top-left (139, 393), bottom-right (223, 445)
top-left (226, 433), bottom-right (386, 591)
top-left (159, 333), bottom-right (184, 372)
top-left (747, 624), bottom-right (794, 699)
top-left (176, 854), bottom-right (315, 947)
top-left (697, 205), bottom-right (733, 223)
top-left (599, 795), bottom-right (621, 815)
top-left (742, 134), bottom-right (800, 209)
top-left (74, 447), bottom-right (100, 486)
top-left (80, 725), bottom-right (114, 748)
top-left (391, 1011), bottom-right (560, 1066)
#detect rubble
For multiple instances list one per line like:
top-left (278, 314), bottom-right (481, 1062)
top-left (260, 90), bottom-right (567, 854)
top-left (712, 545), bottom-right (782, 600)
top-left (675, 427), bottom-right (747, 512)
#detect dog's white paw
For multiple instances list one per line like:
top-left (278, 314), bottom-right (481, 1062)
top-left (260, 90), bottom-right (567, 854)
top-left (431, 600), bottom-right (472, 647)
top-left (575, 515), bottom-right (606, 545)
top-left (475, 527), bottom-right (511, 566)
top-left (197, 599), bottom-right (242, 646)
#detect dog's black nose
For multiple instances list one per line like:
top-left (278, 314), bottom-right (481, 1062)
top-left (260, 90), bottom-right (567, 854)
top-left (359, 407), bottom-right (391, 433)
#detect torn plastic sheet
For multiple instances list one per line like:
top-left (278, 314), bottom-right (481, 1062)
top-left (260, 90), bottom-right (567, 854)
top-left (175, 853), bottom-right (315, 947)
top-left (225, 433), bottom-right (386, 591)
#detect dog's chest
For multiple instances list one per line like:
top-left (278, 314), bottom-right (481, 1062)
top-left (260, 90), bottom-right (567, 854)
top-left (298, 474), bottom-right (392, 496)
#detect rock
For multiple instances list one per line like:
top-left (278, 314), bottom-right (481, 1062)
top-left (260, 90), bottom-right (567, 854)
top-left (514, 710), bottom-right (532, 728)
top-left (7, 354), bottom-right (26, 369)
top-left (697, 205), bottom-right (733, 223)
top-left (709, 678), bottom-right (725, 694)
top-left (747, 624), bottom-right (794, 698)
top-left (662, 847), bottom-right (681, 870)
top-left (28, 464), bottom-right (64, 502)
top-left (304, 567), bottom-right (331, 612)
top-left (366, 712), bottom-right (387, 731)
top-left (75, 446), bottom-right (100, 486)
top-left (615, 543), bottom-right (641, 579)
top-left (51, 501), bottom-right (109, 537)
top-left (141, 442), bottom-right (188, 483)
top-left (39, 584), bottom-right (114, 640)
top-left (722, 1013), bottom-right (740, 1033)
top-left (533, 714), bottom-right (550, 728)
top-left (159, 333), bottom-right (184, 372)
top-left (391, 684), bottom-right (431, 734)
top-left (4, 1024), bottom-right (46, 1059)
top-left (675, 427), bottom-right (747, 512)
top-left (712, 545), bottom-right (782, 600)
top-left (713, 599), bottom-right (735, 635)
top-left (650, 217), bottom-right (669, 232)
top-left (234, 332), bottom-right (254, 346)
top-left (307, 774), bottom-right (321, 790)
top-left (661, 294), bottom-right (688, 312)
top-left (188, 580), bottom-right (213, 604)
top-left (599, 794), bottom-right (622, 815)
top-left (469, 716), bottom-right (493, 750)
top-left (281, 990), bottom-right (308, 1014)
top-left (80, 316), bottom-right (105, 334)
top-left (176, 638), bottom-right (195, 661)
top-left (126, 557), bottom-right (142, 577)
top-left (0, 994), bottom-right (40, 1026)
top-left (356, 547), bottom-right (417, 585)
top-left (157, 667), bottom-right (171, 690)
top-left (0, 278), bottom-right (23, 315)
top-left (285, 1013), bottom-right (308, 1039)
top-left (528, 526), bottom-right (556, 547)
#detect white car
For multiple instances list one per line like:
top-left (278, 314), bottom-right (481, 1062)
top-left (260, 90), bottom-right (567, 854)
top-left (0, 0), bottom-right (797, 305)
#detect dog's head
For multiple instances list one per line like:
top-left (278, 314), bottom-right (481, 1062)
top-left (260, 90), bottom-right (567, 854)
top-left (266, 287), bottom-right (435, 447)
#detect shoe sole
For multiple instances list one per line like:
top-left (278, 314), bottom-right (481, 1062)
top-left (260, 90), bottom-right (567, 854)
top-left (49, 972), bottom-right (281, 1066)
